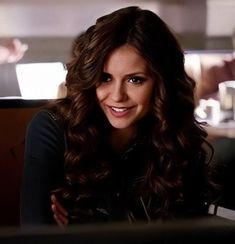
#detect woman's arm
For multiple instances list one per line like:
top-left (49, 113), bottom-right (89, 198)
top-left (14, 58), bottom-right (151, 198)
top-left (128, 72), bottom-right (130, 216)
top-left (20, 110), bottom-right (65, 226)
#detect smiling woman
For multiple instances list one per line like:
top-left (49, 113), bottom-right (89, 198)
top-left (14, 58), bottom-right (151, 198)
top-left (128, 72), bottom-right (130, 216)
top-left (96, 44), bottom-right (154, 135)
top-left (21, 6), bottom-right (217, 227)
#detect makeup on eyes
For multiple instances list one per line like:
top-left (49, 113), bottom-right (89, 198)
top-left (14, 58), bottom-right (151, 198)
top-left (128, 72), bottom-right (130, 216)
top-left (127, 76), bottom-right (146, 84)
top-left (101, 72), bottom-right (148, 85)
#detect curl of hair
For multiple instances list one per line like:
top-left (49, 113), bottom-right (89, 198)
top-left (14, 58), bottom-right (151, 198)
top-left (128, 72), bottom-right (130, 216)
top-left (50, 6), bottom-right (211, 219)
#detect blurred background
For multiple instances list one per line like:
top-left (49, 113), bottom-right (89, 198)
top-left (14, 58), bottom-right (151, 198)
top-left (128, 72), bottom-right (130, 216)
top-left (0, 0), bottom-right (234, 62)
top-left (1, 0), bottom-right (235, 98)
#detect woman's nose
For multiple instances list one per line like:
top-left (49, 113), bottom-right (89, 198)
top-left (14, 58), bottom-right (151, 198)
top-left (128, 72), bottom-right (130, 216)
top-left (110, 81), bottom-right (127, 102)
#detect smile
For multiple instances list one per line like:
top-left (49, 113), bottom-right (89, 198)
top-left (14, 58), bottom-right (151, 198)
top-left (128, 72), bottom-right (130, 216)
top-left (111, 107), bottom-right (128, 112)
top-left (107, 106), bottom-right (132, 117)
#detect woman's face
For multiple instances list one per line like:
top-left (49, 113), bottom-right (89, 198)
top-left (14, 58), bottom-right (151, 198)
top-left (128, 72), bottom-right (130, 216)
top-left (96, 44), bottom-right (154, 132)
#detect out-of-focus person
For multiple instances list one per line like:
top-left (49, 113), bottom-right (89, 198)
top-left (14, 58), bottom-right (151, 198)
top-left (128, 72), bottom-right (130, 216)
top-left (0, 38), bottom-right (28, 64)
top-left (0, 38), bottom-right (28, 97)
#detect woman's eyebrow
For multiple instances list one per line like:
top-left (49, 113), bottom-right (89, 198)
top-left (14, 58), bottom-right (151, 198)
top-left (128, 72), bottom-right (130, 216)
top-left (102, 71), bottom-right (111, 75)
top-left (102, 71), bottom-right (148, 79)
top-left (125, 72), bottom-right (146, 76)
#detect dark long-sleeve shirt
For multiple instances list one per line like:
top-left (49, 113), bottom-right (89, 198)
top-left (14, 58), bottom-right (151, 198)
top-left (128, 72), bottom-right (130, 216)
top-left (21, 110), bottom-right (210, 226)
top-left (21, 110), bottom-right (65, 225)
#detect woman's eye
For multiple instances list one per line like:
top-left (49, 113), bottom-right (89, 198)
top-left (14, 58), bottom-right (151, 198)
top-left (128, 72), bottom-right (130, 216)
top-left (101, 73), bottom-right (111, 83)
top-left (128, 76), bottom-right (145, 84)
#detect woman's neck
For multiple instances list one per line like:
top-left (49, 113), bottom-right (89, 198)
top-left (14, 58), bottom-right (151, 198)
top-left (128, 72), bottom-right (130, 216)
top-left (109, 127), bottom-right (137, 153)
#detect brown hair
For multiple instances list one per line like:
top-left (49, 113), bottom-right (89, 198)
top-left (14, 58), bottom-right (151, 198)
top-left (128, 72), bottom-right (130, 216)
top-left (50, 6), bottom-right (212, 221)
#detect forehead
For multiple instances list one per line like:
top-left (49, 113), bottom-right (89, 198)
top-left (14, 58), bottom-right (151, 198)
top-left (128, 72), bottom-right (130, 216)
top-left (103, 44), bottom-right (148, 72)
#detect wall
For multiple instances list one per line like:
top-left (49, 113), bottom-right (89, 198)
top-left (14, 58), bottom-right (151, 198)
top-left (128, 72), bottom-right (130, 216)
top-left (0, 103), bottom-right (46, 226)
top-left (0, 0), bottom-right (234, 50)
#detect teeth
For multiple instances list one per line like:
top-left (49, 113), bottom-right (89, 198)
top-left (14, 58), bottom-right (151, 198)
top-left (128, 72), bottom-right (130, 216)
top-left (111, 107), bottom-right (128, 112)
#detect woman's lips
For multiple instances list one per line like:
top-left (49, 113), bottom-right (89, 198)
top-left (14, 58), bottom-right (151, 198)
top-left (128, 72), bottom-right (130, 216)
top-left (108, 106), bottom-right (132, 117)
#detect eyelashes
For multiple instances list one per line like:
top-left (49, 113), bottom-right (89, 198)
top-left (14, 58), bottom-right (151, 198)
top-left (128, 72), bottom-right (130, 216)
top-left (101, 72), bottom-right (147, 85)
top-left (101, 72), bottom-right (111, 83)
top-left (128, 76), bottom-right (146, 84)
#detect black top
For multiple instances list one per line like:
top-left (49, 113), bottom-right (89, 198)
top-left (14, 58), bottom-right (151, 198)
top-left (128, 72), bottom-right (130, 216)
top-left (21, 110), bottom-right (65, 225)
top-left (21, 110), bottom-right (209, 226)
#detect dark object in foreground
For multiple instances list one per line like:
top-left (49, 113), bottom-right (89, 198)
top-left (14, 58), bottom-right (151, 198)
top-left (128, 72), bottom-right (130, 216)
top-left (1, 216), bottom-right (235, 243)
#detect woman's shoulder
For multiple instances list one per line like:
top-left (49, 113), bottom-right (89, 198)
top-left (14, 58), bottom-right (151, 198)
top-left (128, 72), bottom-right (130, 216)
top-left (29, 109), bottom-right (61, 127)
top-left (27, 109), bottom-right (64, 139)
top-left (26, 109), bottom-right (65, 154)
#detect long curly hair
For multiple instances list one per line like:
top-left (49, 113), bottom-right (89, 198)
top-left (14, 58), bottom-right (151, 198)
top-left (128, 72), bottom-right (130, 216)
top-left (50, 6), bottom-right (213, 221)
